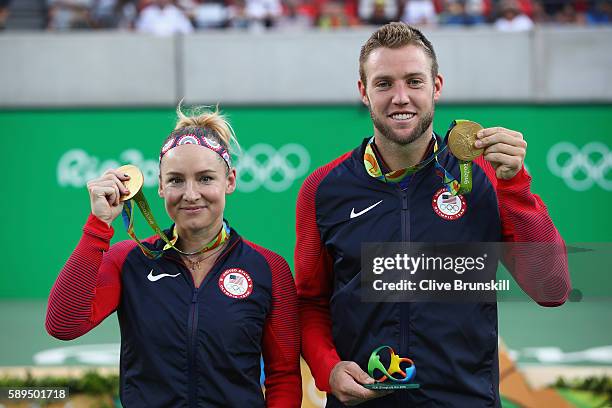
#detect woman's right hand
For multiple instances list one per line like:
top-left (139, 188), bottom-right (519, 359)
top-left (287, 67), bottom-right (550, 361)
top-left (87, 169), bottom-right (131, 226)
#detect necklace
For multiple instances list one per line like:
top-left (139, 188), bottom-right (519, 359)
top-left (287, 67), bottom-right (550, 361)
top-left (181, 244), bottom-right (225, 271)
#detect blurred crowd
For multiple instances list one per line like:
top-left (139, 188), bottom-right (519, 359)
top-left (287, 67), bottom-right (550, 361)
top-left (0, 0), bottom-right (610, 33)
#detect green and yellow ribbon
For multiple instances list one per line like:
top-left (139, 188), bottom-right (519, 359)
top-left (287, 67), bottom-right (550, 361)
top-left (121, 190), bottom-right (229, 260)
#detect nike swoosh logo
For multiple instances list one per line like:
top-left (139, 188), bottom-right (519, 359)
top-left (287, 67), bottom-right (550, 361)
top-left (350, 200), bottom-right (383, 219)
top-left (147, 270), bottom-right (181, 282)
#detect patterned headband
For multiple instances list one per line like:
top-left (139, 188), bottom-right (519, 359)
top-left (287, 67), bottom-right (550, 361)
top-left (159, 126), bottom-right (231, 169)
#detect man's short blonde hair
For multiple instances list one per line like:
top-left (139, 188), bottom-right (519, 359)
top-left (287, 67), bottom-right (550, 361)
top-left (359, 22), bottom-right (439, 88)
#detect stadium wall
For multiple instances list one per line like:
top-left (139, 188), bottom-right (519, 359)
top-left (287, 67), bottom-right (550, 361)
top-left (1, 27), bottom-right (611, 106)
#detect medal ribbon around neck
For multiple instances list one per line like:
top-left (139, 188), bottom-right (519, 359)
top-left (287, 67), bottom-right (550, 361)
top-left (118, 164), bottom-right (230, 260)
top-left (364, 135), bottom-right (447, 184)
top-left (162, 222), bottom-right (230, 253)
top-left (363, 124), bottom-right (481, 196)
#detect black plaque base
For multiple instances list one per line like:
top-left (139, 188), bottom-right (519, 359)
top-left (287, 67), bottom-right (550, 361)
top-left (363, 383), bottom-right (420, 390)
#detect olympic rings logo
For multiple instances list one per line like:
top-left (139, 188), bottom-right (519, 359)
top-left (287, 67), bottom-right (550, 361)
top-left (235, 143), bottom-right (310, 193)
top-left (547, 142), bottom-right (612, 191)
top-left (439, 203), bottom-right (459, 212)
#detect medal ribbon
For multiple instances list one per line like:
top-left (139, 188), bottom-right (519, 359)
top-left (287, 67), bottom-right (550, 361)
top-left (121, 189), bottom-right (230, 259)
top-left (364, 136), bottom-right (446, 183)
top-left (363, 125), bottom-right (473, 196)
top-left (437, 119), bottom-right (475, 195)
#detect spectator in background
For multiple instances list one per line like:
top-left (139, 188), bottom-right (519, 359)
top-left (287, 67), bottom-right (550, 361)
top-left (555, 1), bottom-right (580, 22)
top-left (0, 0), bottom-right (11, 30)
top-left (438, 0), bottom-right (484, 25)
top-left (244, 0), bottom-right (283, 29)
top-left (227, 0), bottom-right (251, 28)
top-left (191, 0), bottom-right (229, 29)
top-left (515, 0), bottom-right (533, 17)
top-left (90, 0), bottom-right (138, 29)
top-left (226, 0), bottom-right (283, 30)
top-left (359, 0), bottom-right (397, 25)
top-left (286, 0), bottom-right (318, 22)
top-left (368, 0), bottom-right (395, 23)
top-left (317, 0), bottom-right (360, 28)
top-left (176, 0), bottom-right (197, 11)
top-left (494, 0), bottom-right (533, 30)
top-left (530, 0), bottom-right (550, 22)
top-left (47, 0), bottom-right (93, 30)
top-left (276, 0), bottom-right (313, 30)
top-left (136, 0), bottom-right (193, 35)
top-left (466, 0), bottom-right (489, 18)
top-left (400, 0), bottom-right (437, 25)
top-left (586, 0), bottom-right (611, 23)
top-left (91, 0), bottom-right (120, 27)
top-left (539, 0), bottom-right (568, 21)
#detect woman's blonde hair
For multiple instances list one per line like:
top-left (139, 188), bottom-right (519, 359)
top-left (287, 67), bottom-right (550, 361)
top-left (158, 103), bottom-right (240, 174)
top-left (174, 101), bottom-right (240, 154)
top-left (173, 103), bottom-right (240, 156)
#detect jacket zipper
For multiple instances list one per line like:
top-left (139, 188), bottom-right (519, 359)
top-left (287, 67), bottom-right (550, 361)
top-left (399, 189), bottom-right (410, 405)
top-left (400, 191), bottom-right (409, 242)
top-left (184, 238), bottom-right (240, 408)
top-left (187, 287), bottom-right (199, 408)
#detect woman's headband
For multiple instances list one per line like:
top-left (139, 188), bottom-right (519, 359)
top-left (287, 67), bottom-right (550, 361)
top-left (159, 126), bottom-right (231, 169)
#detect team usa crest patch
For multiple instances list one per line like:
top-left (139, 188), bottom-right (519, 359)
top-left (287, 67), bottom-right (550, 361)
top-left (218, 268), bottom-right (253, 299)
top-left (432, 188), bottom-right (467, 220)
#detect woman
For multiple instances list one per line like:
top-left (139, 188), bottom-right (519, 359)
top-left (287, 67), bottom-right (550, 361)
top-left (46, 107), bottom-right (302, 407)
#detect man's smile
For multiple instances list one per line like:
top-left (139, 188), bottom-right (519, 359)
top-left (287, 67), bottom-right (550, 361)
top-left (389, 112), bottom-right (416, 122)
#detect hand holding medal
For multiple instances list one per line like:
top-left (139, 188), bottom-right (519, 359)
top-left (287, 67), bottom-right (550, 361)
top-left (474, 126), bottom-right (527, 180)
top-left (444, 120), bottom-right (527, 195)
top-left (86, 168), bottom-right (134, 227)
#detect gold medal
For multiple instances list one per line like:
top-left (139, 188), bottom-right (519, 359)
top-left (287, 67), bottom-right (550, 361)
top-left (448, 120), bottom-right (484, 162)
top-left (117, 164), bottom-right (144, 202)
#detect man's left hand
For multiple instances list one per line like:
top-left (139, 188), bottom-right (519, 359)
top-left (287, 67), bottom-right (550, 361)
top-left (475, 127), bottom-right (527, 180)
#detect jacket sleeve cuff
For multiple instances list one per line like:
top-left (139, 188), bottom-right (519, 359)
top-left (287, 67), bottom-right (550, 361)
top-left (83, 214), bottom-right (114, 250)
top-left (316, 353), bottom-right (342, 393)
top-left (496, 166), bottom-right (531, 192)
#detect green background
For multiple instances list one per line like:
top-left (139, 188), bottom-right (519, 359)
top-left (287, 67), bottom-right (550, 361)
top-left (1, 105), bottom-right (610, 299)
top-left (0, 105), bottom-right (610, 368)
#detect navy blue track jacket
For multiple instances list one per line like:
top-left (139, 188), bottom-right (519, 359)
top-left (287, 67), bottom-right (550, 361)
top-left (47, 216), bottom-right (301, 408)
top-left (295, 135), bottom-right (570, 407)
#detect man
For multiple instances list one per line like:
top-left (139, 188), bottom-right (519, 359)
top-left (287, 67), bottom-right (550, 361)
top-left (136, 0), bottom-right (194, 37)
top-left (295, 22), bottom-right (570, 407)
